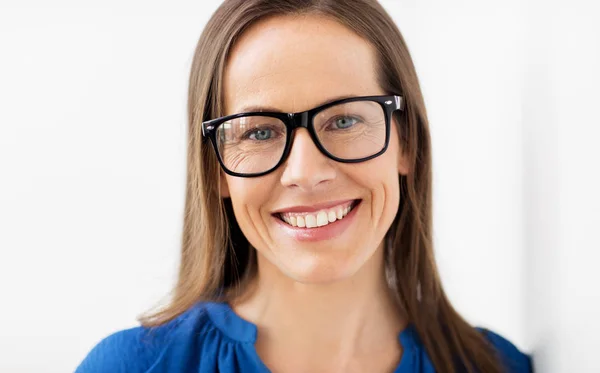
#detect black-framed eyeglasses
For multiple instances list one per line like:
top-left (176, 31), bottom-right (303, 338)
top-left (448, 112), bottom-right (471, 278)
top-left (202, 94), bottom-right (404, 178)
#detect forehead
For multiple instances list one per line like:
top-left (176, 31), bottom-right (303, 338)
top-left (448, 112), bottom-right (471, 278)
top-left (223, 13), bottom-right (383, 115)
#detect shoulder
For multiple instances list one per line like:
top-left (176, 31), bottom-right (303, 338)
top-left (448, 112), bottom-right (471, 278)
top-left (75, 326), bottom-right (154, 373)
top-left (75, 303), bottom-right (216, 373)
top-left (476, 327), bottom-right (533, 373)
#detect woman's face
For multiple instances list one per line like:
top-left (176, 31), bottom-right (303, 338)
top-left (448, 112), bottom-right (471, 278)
top-left (221, 14), bottom-right (409, 283)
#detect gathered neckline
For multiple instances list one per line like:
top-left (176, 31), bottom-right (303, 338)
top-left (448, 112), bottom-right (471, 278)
top-left (202, 302), bottom-right (420, 373)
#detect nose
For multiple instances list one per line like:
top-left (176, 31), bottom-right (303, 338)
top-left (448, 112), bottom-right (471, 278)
top-left (279, 128), bottom-right (336, 191)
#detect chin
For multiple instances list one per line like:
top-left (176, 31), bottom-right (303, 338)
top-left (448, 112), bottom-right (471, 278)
top-left (278, 254), bottom-right (363, 284)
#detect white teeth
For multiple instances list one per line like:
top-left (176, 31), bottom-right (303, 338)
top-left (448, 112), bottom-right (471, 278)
top-left (305, 214), bottom-right (317, 228)
top-left (297, 216), bottom-right (305, 227)
top-left (279, 201), bottom-right (357, 229)
top-left (317, 211), bottom-right (329, 226)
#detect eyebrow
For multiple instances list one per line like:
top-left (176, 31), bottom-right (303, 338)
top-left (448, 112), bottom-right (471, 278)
top-left (236, 94), bottom-right (359, 114)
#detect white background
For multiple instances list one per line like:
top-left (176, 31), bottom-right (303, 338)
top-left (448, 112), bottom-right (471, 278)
top-left (0, 1), bottom-right (598, 372)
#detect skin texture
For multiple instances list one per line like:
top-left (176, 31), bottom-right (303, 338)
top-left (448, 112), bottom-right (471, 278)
top-left (220, 13), bottom-right (410, 373)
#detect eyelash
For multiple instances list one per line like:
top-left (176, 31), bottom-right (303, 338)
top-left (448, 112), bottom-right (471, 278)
top-left (322, 115), bottom-right (362, 131)
top-left (241, 126), bottom-right (283, 140)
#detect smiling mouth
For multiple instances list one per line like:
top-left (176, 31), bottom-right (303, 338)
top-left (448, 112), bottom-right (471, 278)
top-left (275, 199), bottom-right (361, 229)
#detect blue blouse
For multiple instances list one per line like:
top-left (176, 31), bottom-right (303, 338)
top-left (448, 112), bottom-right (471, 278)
top-left (75, 301), bottom-right (532, 372)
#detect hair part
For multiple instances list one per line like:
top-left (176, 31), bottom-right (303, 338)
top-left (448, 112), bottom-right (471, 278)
top-left (139, 1), bottom-right (503, 372)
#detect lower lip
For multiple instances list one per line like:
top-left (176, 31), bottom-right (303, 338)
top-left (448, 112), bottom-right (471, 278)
top-left (273, 200), bottom-right (361, 242)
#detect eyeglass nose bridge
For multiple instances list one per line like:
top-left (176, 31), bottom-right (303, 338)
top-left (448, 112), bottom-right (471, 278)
top-left (282, 111), bottom-right (323, 162)
top-left (288, 111), bottom-right (310, 130)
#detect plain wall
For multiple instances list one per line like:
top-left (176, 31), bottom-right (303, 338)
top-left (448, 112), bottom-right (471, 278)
top-left (0, 1), bottom-right (597, 372)
top-left (523, 1), bottom-right (600, 371)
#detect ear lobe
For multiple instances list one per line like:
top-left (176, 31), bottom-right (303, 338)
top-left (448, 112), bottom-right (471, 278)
top-left (219, 171), bottom-right (230, 198)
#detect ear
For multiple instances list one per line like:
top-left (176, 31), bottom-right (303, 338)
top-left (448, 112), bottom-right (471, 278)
top-left (392, 117), bottom-right (410, 176)
top-left (219, 170), bottom-right (230, 198)
top-left (397, 151), bottom-right (410, 175)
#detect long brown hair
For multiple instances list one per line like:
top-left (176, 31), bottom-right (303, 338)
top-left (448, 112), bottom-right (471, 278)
top-left (139, 1), bottom-right (503, 372)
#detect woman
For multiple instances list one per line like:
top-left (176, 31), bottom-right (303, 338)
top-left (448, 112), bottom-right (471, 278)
top-left (76, 0), bottom-right (532, 372)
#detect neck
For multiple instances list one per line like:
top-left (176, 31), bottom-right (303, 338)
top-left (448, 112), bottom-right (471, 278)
top-left (231, 242), bottom-right (406, 371)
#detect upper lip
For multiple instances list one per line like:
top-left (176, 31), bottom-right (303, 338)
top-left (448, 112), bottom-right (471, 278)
top-left (272, 199), bottom-right (359, 214)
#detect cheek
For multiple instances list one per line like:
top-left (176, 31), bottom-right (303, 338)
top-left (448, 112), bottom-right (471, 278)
top-left (354, 155), bottom-right (401, 227)
top-left (225, 176), bottom-right (277, 242)
top-left (228, 180), bottom-right (267, 216)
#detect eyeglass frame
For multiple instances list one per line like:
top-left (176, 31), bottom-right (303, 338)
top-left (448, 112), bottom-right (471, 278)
top-left (201, 94), bottom-right (404, 178)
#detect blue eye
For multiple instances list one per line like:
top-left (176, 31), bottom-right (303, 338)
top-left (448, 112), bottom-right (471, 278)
top-left (248, 128), bottom-right (272, 141)
top-left (333, 116), bottom-right (358, 129)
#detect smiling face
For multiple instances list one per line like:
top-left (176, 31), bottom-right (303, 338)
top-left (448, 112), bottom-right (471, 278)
top-left (220, 13), bottom-right (409, 284)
